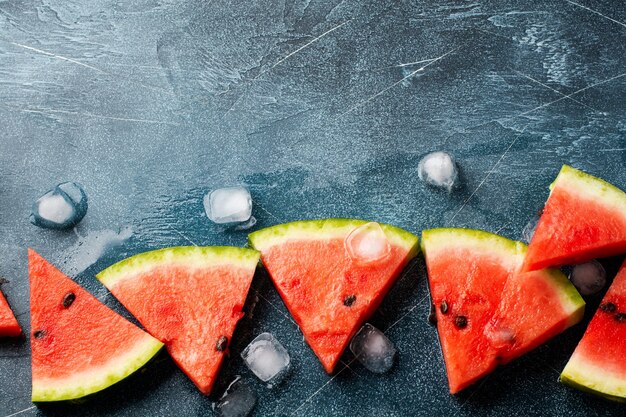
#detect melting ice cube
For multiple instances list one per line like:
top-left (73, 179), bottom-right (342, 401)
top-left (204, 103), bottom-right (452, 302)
top-left (233, 216), bottom-right (257, 231)
top-left (30, 182), bottom-right (88, 229)
top-left (204, 186), bottom-right (252, 224)
top-left (521, 210), bottom-right (543, 244)
top-left (63, 226), bottom-right (133, 276)
top-left (569, 260), bottom-right (606, 296)
top-left (521, 218), bottom-right (538, 244)
top-left (345, 222), bottom-right (391, 264)
top-left (37, 194), bottom-right (73, 223)
top-left (215, 379), bottom-right (257, 417)
top-left (349, 323), bottom-right (396, 373)
top-left (484, 322), bottom-right (515, 349)
top-left (417, 151), bottom-right (458, 191)
top-left (241, 332), bottom-right (290, 384)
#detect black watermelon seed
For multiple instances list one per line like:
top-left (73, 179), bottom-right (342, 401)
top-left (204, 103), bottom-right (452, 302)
top-left (537, 207), bottom-right (544, 216)
top-left (600, 302), bottom-right (617, 313)
top-left (0, 277), bottom-right (8, 285)
top-left (428, 304), bottom-right (437, 326)
top-left (615, 313), bottom-right (626, 323)
top-left (62, 292), bottom-right (76, 308)
top-left (343, 295), bottom-right (356, 307)
top-left (216, 336), bottom-right (228, 352)
top-left (454, 315), bottom-right (468, 329)
top-left (33, 330), bottom-right (45, 339)
top-left (440, 300), bottom-right (449, 314)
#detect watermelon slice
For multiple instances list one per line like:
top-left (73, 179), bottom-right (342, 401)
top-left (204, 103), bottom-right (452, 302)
top-left (0, 285), bottom-right (21, 337)
top-left (28, 249), bottom-right (163, 402)
top-left (248, 219), bottom-right (419, 373)
top-left (96, 246), bottom-right (260, 395)
top-left (561, 259), bottom-right (626, 402)
top-left (524, 165), bottom-right (626, 272)
top-left (421, 228), bottom-right (584, 393)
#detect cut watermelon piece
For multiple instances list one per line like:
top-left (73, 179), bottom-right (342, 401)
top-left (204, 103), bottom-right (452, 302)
top-left (524, 165), bottom-right (626, 271)
top-left (0, 286), bottom-right (21, 337)
top-left (421, 228), bottom-right (584, 393)
top-left (29, 249), bottom-right (163, 402)
top-left (97, 246), bottom-right (260, 395)
top-left (487, 268), bottom-right (584, 364)
top-left (248, 219), bottom-right (419, 373)
top-left (561, 259), bottom-right (626, 402)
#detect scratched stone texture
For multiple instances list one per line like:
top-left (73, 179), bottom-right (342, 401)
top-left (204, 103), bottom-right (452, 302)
top-left (0, 0), bottom-right (625, 416)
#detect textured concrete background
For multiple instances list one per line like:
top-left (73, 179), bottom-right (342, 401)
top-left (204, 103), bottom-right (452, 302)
top-left (0, 0), bottom-right (625, 415)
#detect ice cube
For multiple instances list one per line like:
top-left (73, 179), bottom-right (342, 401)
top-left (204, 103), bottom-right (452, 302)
top-left (417, 151), bottom-right (458, 191)
top-left (569, 260), bottom-right (606, 296)
top-left (37, 193), bottom-right (73, 223)
top-left (204, 186), bottom-right (252, 224)
top-left (57, 182), bottom-right (86, 205)
top-left (349, 323), bottom-right (396, 373)
top-left (484, 322), bottom-right (515, 349)
top-left (241, 332), bottom-right (290, 384)
top-left (521, 211), bottom-right (542, 244)
top-left (62, 226), bottom-right (133, 276)
top-left (233, 216), bottom-right (257, 231)
top-left (345, 222), bottom-right (391, 264)
top-left (215, 379), bottom-right (257, 417)
top-left (427, 303), bottom-right (437, 326)
top-left (30, 182), bottom-right (88, 229)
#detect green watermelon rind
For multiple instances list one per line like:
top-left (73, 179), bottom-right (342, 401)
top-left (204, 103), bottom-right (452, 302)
top-left (421, 228), bottom-right (584, 318)
top-left (32, 334), bottom-right (163, 402)
top-left (248, 218), bottom-right (419, 257)
top-left (560, 354), bottom-right (626, 403)
top-left (539, 268), bottom-right (585, 324)
top-left (550, 165), bottom-right (626, 209)
top-left (97, 246), bottom-right (260, 288)
top-left (420, 228), bottom-right (524, 260)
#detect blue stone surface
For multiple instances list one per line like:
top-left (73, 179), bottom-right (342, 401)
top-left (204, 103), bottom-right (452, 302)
top-left (216, 380), bottom-right (257, 417)
top-left (0, 0), bottom-right (625, 416)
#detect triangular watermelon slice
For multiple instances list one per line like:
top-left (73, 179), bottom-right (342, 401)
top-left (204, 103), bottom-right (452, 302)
top-left (561, 259), bottom-right (626, 402)
top-left (96, 246), bottom-right (260, 395)
top-left (0, 284), bottom-right (21, 337)
top-left (421, 228), bottom-right (584, 393)
top-left (248, 219), bottom-right (419, 373)
top-left (29, 249), bottom-right (163, 402)
top-left (524, 165), bottom-right (626, 272)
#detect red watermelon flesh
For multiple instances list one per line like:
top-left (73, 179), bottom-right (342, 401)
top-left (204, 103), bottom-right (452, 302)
top-left (248, 219), bottom-right (419, 373)
top-left (422, 229), bottom-right (584, 394)
top-left (561, 259), bottom-right (626, 401)
top-left (486, 268), bottom-right (584, 364)
top-left (29, 249), bottom-right (163, 402)
top-left (97, 246), bottom-right (260, 395)
top-left (0, 288), bottom-right (21, 337)
top-left (524, 165), bottom-right (626, 272)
